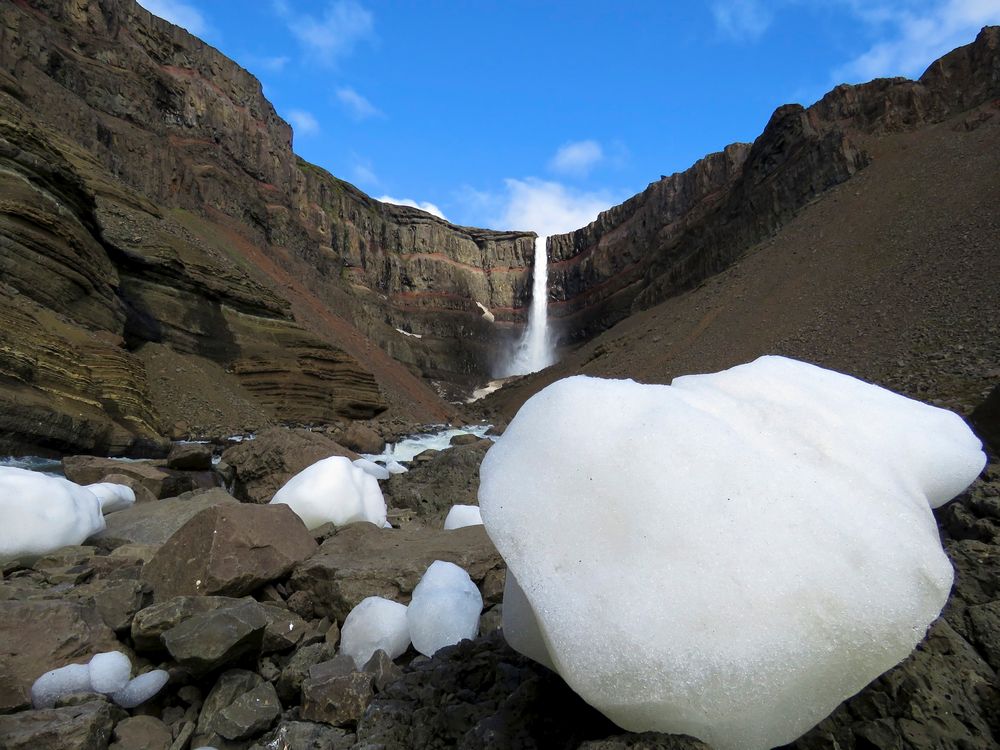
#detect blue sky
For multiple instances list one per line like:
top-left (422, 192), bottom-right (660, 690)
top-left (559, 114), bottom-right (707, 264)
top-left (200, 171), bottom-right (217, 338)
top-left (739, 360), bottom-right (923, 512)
top-left (138, 0), bottom-right (1000, 236)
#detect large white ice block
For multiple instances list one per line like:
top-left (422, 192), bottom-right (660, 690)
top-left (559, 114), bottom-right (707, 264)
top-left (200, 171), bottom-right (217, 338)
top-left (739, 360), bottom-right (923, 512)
top-left (270, 456), bottom-right (386, 530)
top-left (340, 596), bottom-right (411, 669)
top-left (478, 356), bottom-right (985, 750)
top-left (407, 560), bottom-right (483, 657)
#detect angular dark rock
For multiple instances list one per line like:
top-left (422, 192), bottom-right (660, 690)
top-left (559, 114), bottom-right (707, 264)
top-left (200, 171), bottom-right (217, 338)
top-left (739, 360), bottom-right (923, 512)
top-left (290, 522), bottom-right (504, 622)
top-left (382, 440), bottom-right (492, 523)
top-left (62, 456), bottom-right (206, 500)
top-left (221, 427), bottom-right (358, 504)
top-left (301, 668), bottom-right (375, 727)
top-left (0, 700), bottom-right (115, 750)
top-left (248, 720), bottom-right (355, 750)
top-left (132, 596), bottom-right (239, 653)
top-left (339, 422), bottom-right (384, 454)
top-left (578, 735), bottom-right (712, 749)
top-left (166, 443), bottom-right (213, 471)
top-left (193, 669), bottom-right (265, 749)
top-left (260, 604), bottom-right (309, 654)
top-left (275, 642), bottom-right (336, 704)
top-left (210, 681), bottom-right (281, 741)
top-left (141, 504), bottom-right (317, 601)
top-left (90, 488), bottom-right (237, 550)
top-left (161, 599), bottom-right (267, 675)
top-left (363, 649), bottom-right (404, 692)
top-left (0, 600), bottom-right (121, 713)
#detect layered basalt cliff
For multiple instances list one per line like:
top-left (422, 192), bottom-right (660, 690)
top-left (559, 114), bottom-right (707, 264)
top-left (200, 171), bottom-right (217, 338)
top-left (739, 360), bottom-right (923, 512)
top-left (547, 26), bottom-right (1000, 345)
top-left (0, 0), bottom-right (537, 451)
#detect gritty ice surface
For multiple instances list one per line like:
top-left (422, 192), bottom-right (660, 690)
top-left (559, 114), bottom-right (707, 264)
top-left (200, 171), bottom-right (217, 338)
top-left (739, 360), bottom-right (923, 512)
top-left (340, 596), bottom-right (411, 669)
top-left (478, 356), bottom-right (986, 750)
top-left (88, 651), bottom-right (131, 694)
top-left (32, 651), bottom-right (152, 708)
top-left (0, 467), bottom-right (105, 564)
top-left (443, 504), bottom-right (483, 530)
top-left (31, 663), bottom-right (92, 708)
top-left (270, 456), bottom-right (386, 530)
top-left (111, 669), bottom-right (170, 708)
top-left (85, 482), bottom-right (136, 514)
top-left (407, 560), bottom-right (483, 657)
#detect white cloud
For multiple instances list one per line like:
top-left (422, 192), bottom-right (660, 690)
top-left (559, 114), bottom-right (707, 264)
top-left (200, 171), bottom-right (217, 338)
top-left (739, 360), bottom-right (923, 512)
top-left (137, 0), bottom-right (208, 35)
top-left (286, 109), bottom-right (320, 136)
top-left (351, 157), bottom-right (379, 187)
top-left (281, 0), bottom-right (375, 65)
top-left (493, 178), bottom-right (618, 237)
top-left (549, 140), bottom-right (604, 177)
top-left (835, 0), bottom-right (1000, 81)
top-left (378, 196), bottom-right (447, 220)
top-left (257, 56), bottom-right (290, 73)
top-left (711, 0), bottom-right (772, 41)
top-left (336, 87), bottom-right (383, 120)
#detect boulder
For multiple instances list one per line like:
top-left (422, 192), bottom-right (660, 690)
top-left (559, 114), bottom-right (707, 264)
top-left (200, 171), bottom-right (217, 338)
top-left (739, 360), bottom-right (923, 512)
top-left (221, 427), bottom-right (358, 504)
top-left (193, 669), bottom-right (274, 749)
top-left (290, 523), bottom-right (504, 622)
top-left (339, 422), bottom-right (384, 454)
top-left (62, 456), bottom-right (206, 500)
top-left (0, 700), bottom-right (115, 750)
top-left (132, 596), bottom-right (241, 653)
top-left (166, 443), bottom-right (213, 471)
top-left (108, 715), bottom-right (172, 750)
top-left (0, 600), bottom-right (121, 712)
top-left (275, 642), bottom-right (336, 704)
top-left (89, 488), bottom-right (237, 550)
top-left (141, 504), bottom-right (317, 601)
top-left (161, 599), bottom-right (268, 675)
top-left (99, 474), bottom-right (158, 505)
top-left (382, 441), bottom-right (492, 523)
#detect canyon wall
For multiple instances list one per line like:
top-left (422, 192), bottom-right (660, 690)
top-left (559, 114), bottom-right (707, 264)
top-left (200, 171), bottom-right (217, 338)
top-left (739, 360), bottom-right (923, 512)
top-left (547, 25), bottom-right (1000, 345)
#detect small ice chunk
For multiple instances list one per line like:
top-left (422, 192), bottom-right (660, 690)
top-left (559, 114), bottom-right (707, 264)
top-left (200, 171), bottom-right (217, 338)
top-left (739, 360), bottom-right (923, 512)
top-left (443, 504), bottom-right (483, 530)
top-left (85, 483), bottom-right (136, 514)
top-left (31, 663), bottom-right (92, 708)
top-left (0, 467), bottom-right (105, 564)
top-left (385, 460), bottom-right (408, 475)
top-left (110, 669), bottom-right (169, 708)
top-left (87, 651), bottom-right (132, 694)
top-left (406, 561), bottom-right (483, 657)
top-left (340, 596), bottom-right (411, 669)
top-left (352, 458), bottom-right (391, 480)
top-left (270, 456), bottom-right (386, 530)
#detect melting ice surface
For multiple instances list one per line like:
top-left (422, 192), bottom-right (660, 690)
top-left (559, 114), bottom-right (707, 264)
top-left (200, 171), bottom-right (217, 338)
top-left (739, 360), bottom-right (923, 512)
top-left (479, 356), bottom-right (986, 750)
top-left (362, 424), bottom-right (494, 465)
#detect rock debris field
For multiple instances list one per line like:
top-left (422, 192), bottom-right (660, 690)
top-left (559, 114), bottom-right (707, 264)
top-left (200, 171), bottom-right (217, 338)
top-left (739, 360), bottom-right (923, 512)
top-left (1, 359), bottom-right (998, 750)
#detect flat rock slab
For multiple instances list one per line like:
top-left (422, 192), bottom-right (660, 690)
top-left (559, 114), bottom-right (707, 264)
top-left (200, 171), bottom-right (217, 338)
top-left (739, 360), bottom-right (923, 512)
top-left (290, 522), bottom-right (503, 622)
top-left (142, 503), bottom-right (316, 601)
top-left (0, 700), bottom-right (115, 750)
top-left (62, 456), bottom-right (215, 499)
top-left (108, 715), bottom-right (172, 750)
top-left (222, 427), bottom-right (357, 504)
top-left (89, 488), bottom-right (237, 550)
top-left (0, 600), bottom-right (121, 712)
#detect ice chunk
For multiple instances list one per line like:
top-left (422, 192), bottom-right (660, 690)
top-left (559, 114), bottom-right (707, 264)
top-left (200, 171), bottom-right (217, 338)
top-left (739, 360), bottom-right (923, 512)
top-left (0, 467), bottom-right (105, 564)
top-left (31, 663), bottom-right (92, 708)
top-left (110, 669), bottom-right (170, 708)
top-left (478, 356), bottom-right (986, 750)
top-left (340, 596), bottom-right (411, 669)
top-left (85, 482), bottom-right (136, 514)
top-left (352, 458), bottom-right (391, 480)
top-left (88, 651), bottom-right (132, 694)
top-left (270, 456), bottom-right (386, 530)
top-left (406, 561), bottom-right (483, 657)
top-left (443, 504), bottom-right (483, 530)
top-left (385, 460), bottom-right (408, 475)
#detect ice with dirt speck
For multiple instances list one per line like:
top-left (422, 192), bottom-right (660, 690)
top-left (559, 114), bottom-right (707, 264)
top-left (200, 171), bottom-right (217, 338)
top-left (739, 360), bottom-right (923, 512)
top-left (478, 355), bottom-right (986, 750)
top-left (443, 504), bottom-right (483, 530)
top-left (407, 560), bottom-right (483, 657)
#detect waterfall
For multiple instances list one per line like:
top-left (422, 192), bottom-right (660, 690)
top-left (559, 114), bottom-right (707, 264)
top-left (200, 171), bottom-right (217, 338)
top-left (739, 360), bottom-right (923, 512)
top-left (505, 235), bottom-right (555, 376)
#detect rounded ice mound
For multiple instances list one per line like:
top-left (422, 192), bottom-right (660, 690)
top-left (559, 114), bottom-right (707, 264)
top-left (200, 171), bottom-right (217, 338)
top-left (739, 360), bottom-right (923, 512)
top-left (0, 467), bottom-right (106, 564)
top-left (88, 651), bottom-right (131, 694)
top-left (478, 356), bottom-right (986, 750)
top-left (111, 669), bottom-right (169, 708)
top-left (85, 482), bottom-right (137, 514)
top-left (443, 504), bottom-right (483, 530)
top-left (270, 456), bottom-right (386, 530)
top-left (31, 663), bottom-right (91, 709)
top-left (352, 458), bottom-right (391, 481)
top-left (407, 560), bottom-right (483, 657)
top-left (340, 596), bottom-right (411, 669)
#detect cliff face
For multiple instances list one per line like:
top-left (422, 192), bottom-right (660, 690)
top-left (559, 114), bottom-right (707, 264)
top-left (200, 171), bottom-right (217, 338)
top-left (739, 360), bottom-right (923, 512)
top-left (0, 0), bottom-right (536, 452)
top-left (547, 26), bottom-right (1000, 345)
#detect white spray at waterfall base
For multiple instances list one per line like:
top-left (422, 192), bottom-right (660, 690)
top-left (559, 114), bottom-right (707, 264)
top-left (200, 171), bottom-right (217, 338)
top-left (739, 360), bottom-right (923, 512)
top-left (503, 236), bottom-right (555, 376)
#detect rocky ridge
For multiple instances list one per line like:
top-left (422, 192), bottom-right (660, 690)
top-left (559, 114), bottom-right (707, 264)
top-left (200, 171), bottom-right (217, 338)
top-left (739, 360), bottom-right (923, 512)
top-left (545, 26), bottom-right (1000, 346)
